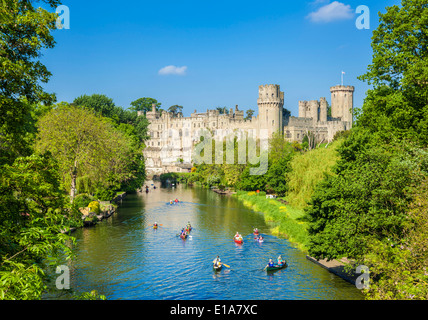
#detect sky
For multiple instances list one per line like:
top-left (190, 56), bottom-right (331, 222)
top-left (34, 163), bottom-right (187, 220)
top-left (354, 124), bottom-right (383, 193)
top-left (40, 0), bottom-right (401, 117)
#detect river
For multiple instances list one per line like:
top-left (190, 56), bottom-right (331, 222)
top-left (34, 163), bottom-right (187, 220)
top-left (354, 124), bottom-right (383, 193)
top-left (65, 183), bottom-right (363, 300)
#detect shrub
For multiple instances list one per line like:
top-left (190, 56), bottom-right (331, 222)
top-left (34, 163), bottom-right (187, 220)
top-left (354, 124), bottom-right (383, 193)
top-left (88, 201), bottom-right (101, 214)
top-left (73, 193), bottom-right (94, 209)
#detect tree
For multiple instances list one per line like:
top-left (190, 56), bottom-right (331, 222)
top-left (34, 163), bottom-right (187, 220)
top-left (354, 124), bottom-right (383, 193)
top-left (35, 104), bottom-right (135, 201)
top-left (216, 107), bottom-right (229, 114)
top-left (363, 178), bottom-right (428, 300)
top-left (0, 153), bottom-right (77, 299)
top-left (0, 0), bottom-right (59, 163)
top-left (245, 109), bottom-right (255, 120)
top-left (283, 107), bottom-right (291, 119)
top-left (168, 105), bottom-right (183, 117)
top-left (73, 94), bottom-right (121, 121)
top-left (130, 97), bottom-right (161, 113)
top-left (358, 0), bottom-right (428, 146)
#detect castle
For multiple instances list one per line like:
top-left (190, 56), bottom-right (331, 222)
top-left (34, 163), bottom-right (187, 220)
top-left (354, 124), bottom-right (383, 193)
top-left (142, 84), bottom-right (354, 175)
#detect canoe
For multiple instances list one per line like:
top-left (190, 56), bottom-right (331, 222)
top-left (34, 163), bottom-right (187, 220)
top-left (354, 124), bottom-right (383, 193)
top-left (213, 264), bottom-right (223, 271)
top-left (266, 263), bottom-right (287, 272)
top-left (234, 238), bottom-right (243, 244)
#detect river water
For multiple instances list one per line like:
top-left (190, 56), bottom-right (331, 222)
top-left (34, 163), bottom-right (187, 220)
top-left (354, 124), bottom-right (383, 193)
top-left (66, 184), bottom-right (363, 300)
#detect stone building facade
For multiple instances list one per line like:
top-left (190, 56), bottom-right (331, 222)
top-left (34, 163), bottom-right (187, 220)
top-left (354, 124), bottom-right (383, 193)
top-left (142, 84), bottom-right (354, 176)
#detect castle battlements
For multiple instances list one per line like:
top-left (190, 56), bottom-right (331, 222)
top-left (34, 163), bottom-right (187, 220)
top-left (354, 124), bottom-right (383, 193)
top-left (142, 83), bottom-right (354, 175)
top-left (330, 85), bottom-right (355, 92)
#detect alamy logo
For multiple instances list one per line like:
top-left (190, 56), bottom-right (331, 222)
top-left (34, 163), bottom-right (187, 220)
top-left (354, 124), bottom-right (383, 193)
top-left (356, 5), bottom-right (370, 30)
top-left (355, 265), bottom-right (370, 289)
top-left (56, 5), bottom-right (70, 30)
top-left (159, 128), bottom-right (270, 176)
top-left (56, 265), bottom-right (70, 290)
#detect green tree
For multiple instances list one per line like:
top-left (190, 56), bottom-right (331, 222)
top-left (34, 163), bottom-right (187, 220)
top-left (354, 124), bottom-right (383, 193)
top-left (73, 94), bottom-right (121, 121)
top-left (130, 97), bottom-right (161, 113)
top-left (245, 109), bottom-right (255, 120)
top-left (168, 105), bottom-right (183, 117)
top-left (358, 0), bottom-right (428, 146)
top-left (35, 104), bottom-right (135, 200)
top-left (0, 0), bottom-right (59, 163)
top-left (0, 153), bottom-right (77, 299)
top-left (216, 107), bottom-right (229, 114)
top-left (283, 107), bottom-right (291, 119)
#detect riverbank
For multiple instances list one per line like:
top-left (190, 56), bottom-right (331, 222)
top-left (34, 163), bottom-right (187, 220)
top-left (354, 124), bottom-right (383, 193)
top-left (61, 192), bottom-right (127, 234)
top-left (232, 190), bottom-right (359, 286)
top-left (233, 190), bottom-right (309, 252)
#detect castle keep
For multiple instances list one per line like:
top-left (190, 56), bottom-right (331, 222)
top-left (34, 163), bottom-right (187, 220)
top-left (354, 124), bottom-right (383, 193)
top-left (142, 84), bottom-right (354, 175)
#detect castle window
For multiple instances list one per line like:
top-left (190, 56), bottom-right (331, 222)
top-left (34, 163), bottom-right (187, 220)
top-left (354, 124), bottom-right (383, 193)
top-left (272, 120), bottom-right (274, 126)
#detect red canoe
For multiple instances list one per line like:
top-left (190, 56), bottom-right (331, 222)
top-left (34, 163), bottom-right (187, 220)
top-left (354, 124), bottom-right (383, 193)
top-left (234, 237), bottom-right (243, 244)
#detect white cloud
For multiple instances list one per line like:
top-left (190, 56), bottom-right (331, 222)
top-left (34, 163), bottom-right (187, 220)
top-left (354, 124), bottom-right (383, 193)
top-left (307, 1), bottom-right (354, 23)
top-left (158, 65), bottom-right (187, 76)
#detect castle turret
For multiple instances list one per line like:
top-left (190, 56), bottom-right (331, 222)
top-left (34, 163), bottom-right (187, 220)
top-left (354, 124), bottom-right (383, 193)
top-left (146, 103), bottom-right (160, 120)
top-left (320, 97), bottom-right (327, 122)
top-left (299, 101), bottom-right (307, 118)
top-left (330, 85), bottom-right (354, 124)
top-left (308, 100), bottom-right (320, 124)
top-left (257, 84), bottom-right (284, 136)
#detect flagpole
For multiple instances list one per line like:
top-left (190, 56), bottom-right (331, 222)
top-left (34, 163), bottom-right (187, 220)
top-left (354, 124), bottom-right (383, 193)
top-left (341, 71), bottom-right (344, 86)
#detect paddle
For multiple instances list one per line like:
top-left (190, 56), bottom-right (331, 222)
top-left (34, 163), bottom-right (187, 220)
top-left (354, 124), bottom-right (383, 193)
top-left (221, 263), bottom-right (230, 268)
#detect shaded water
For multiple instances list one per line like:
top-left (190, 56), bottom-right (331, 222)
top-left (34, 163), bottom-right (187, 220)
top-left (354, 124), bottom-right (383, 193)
top-left (66, 184), bottom-right (363, 300)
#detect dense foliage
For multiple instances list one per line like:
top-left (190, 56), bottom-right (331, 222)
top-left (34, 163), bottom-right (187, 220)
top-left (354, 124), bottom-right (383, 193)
top-left (305, 0), bottom-right (428, 299)
top-left (179, 132), bottom-right (295, 196)
top-left (35, 103), bottom-right (147, 201)
top-left (0, 0), bottom-right (148, 299)
top-left (0, 0), bottom-right (79, 300)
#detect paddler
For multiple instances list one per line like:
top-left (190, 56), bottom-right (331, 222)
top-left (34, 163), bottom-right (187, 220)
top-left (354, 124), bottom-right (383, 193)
top-left (267, 258), bottom-right (275, 268)
top-left (213, 256), bottom-right (221, 267)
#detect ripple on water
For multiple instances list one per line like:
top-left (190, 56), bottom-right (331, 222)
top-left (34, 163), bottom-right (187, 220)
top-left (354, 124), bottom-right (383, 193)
top-left (67, 187), bottom-right (364, 300)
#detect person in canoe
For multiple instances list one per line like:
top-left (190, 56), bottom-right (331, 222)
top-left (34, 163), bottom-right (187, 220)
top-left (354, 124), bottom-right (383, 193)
top-left (258, 235), bottom-right (264, 242)
top-left (266, 258), bottom-right (275, 269)
top-left (186, 221), bottom-right (192, 230)
top-left (153, 222), bottom-right (158, 228)
top-left (277, 255), bottom-right (285, 266)
top-left (253, 228), bottom-right (259, 234)
top-left (213, 256), bottom-right (221, 267)
top-left (175, 198), bottom-right (179, 203)
top-left (170, 200), bottom-right (174, 205)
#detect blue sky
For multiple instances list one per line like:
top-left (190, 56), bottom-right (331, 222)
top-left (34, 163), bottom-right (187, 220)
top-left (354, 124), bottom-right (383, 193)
top-left (41, 0), bottom-right (400, 117)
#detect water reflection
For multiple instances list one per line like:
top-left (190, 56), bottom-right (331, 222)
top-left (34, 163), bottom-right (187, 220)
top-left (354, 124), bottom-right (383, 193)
top-left (64, 183), bottom-right (363, 300)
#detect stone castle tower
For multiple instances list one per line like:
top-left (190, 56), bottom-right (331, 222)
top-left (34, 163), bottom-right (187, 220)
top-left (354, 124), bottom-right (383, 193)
top-left (330, 85), bottom-right (354, 124)
top-left (257, 84), bottom-right (284, 136)
top-left (142, 82), bottom-right (354, 176)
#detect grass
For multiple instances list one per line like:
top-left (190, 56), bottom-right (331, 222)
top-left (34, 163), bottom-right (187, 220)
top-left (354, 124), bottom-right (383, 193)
top-left (234, 191), bottom-right (309, 252)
